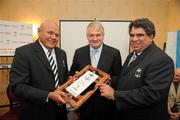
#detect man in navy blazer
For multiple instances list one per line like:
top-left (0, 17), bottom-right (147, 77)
top-left (10, 20), bottom-right (68, 120)
top-left (69, 20), bottom-right (122, 120)
top-left (98, 18), bottom-right (174, 120)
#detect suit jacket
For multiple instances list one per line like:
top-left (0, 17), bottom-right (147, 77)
top-left (10, 40), bottom-right (68, 120)
top-left (114, 43), bottom-right (174, 120)
top-left (69, 44), bottom-right (122, 120)
top-left (168, 82), bottom-right (180, 111)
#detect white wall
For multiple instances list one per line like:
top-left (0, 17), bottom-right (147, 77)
top-left (60, 20), bottom-right (130, 70)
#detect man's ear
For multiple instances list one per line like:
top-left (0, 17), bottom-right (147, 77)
top-left (150, 34), bottom-right (155, 39)
top-left (37, 27), bottom-right (40, 36)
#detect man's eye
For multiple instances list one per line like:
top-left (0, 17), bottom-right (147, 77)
top-left (137, 34), bottom-right (145, 37)
top-left (96, 34), bottom-right (101, 37)
top-left (89, 34), bottom-right (94, 37)
top-left (48, 31), bottom-right (53, 35)
top-left (55, 34), bottom-right (59, 37)
top-left (130, 34), bottom-right (134, 37)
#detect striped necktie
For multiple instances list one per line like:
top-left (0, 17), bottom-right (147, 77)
top-left (128, 53), bottom-right (138, 66)
top-left (47, 50), bottom-right (59, 88)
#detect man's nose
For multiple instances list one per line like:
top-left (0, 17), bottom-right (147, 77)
top-left (51, 34), bottom-right (57, 39)
top-left (131, 36), bottom-right (139, 42)
top-left (93, 35), bottom-right (98, 40)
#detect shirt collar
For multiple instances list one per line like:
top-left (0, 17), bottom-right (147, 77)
top-left (133, 51), bottom-right (142, 56)
top-left (39, 40), bottom-right (55, 55)
top-left (90, 44), bottom-right (103, 53)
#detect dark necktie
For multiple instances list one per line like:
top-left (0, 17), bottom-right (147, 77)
top-left (47, 50), bottom-right (59, 88)
top-left (128, 53), bottom-right (138, 66)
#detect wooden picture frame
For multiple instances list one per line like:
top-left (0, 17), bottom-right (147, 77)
top-left (57, 65), bottom-right (110, 109)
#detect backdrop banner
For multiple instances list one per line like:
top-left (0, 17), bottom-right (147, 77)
top-left (176, 30), bottom-right (180, 68)
top-left (0, 20), bottom-right (32, 56)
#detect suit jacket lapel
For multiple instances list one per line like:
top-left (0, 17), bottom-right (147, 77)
top-left (121, 53), bottom-right (133, 76)
top-left (33, 40), bottom-right (52, 72)
top-left (86, 45), bottom-right (91, 65)
top-left (83, 45), bottom-right (91, 67)
top-left (54, 48), bottom-right (64, 85)
top-left (176, 84), bottom-right (180, 102)
top-left (97, 44), bottom-right (106, 70)
top-left (121, 44), bottom-right (154, 76)
top-left (54, 48), bottom-right (62, 71)
top-left (128, 55), bottom-right (141, 69)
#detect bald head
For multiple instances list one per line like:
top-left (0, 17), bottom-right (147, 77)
top-left (38, 20), bottom-right (58, 33)
top-left (38, 20), bottom-right (59, 50)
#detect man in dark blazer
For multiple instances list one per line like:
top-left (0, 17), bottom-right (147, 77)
top-left (69, 20), bottom-right (122, 120)
top-left (98, 18), bottom-right (174, 120)
top-left (10, 20), bottom-right (68, 120)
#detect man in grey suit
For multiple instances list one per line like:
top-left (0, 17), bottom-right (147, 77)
top-left (168, 68), bottom-right (180, 120)
top-left (98, 18), bottom-right (174, 120)
top-left (10, 20), bottom-right (68, 120)
top-left (69, 20), bottom-right (122, 120)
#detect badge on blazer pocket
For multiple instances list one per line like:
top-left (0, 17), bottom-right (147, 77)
top-left (62, 60), bottom-right (66, 67)
top-left (134, 68), bottom-right (142, 78)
